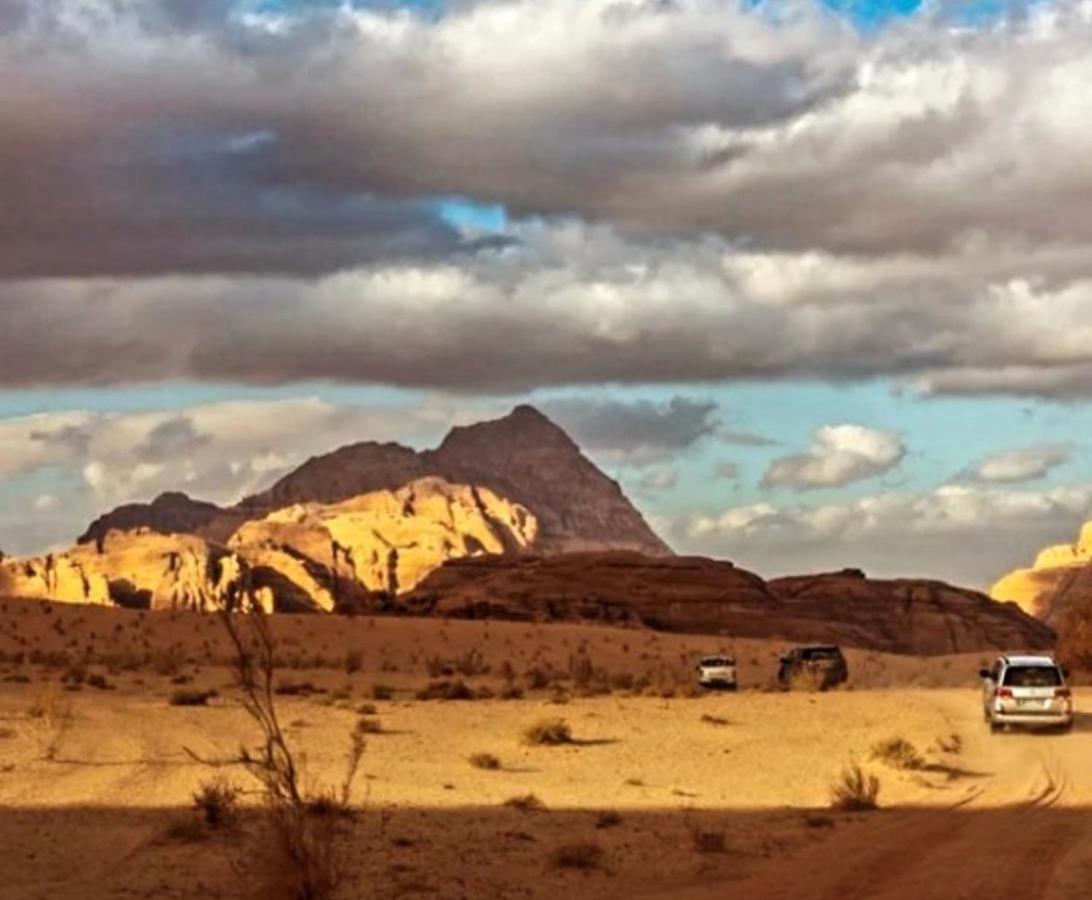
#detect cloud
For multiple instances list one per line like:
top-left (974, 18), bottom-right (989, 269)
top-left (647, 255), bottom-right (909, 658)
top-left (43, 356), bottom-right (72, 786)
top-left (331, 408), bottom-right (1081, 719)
top-left (2, 3), bottom-right (1092, 397)
top-left (543, 396), bottom-right (717, 466)
top-left (678, 482), bottom-right (1092, 587)
top-left (634, 467), bottom-right (679, 493)
top-left (762, 424), bottom-right (905, 489)
top-left (962, 444), bottom-right (1073, 483)
top-left (713, 461), bottom-right (741, 480)
top-left (0, 396), bottom-right (468, 552)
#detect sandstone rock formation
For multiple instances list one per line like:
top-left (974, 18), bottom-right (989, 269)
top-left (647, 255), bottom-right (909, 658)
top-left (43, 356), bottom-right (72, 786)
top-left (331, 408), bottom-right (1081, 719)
top-left (4, 478), bottom-right (537, 614)
top-left (75, 406), bottom-right (669, 557)
top-left (401, 554), bottom-right (1053, 655)
top-left (230, 477), bottom-right (537, 610)
top-left (991, 522), bottom-right (1092, 622)
top-left (0, 530), bottom-right (252, 612)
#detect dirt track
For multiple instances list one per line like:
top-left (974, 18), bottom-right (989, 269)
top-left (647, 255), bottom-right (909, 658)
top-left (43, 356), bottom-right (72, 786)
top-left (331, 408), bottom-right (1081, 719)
top-left (650, 692), bottom-right (1092, 900)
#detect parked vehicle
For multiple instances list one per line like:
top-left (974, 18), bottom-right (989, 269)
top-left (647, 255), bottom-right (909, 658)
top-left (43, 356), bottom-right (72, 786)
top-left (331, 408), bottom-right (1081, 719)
top-left (979, 655), bottom-right (1073, 733)
top-left (777, 645), bottom-right (848, 691)
top-left (696, 655), bottom-right (737, 690)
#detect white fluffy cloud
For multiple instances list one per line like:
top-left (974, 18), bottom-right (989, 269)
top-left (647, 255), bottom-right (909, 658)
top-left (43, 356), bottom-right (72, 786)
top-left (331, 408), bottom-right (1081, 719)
top-left (679, 483), bottom-right (1092, 587)
top-left (762, 424), bottom-right (905, 489)
top-left (963, 444), bottom-right (1073, 483)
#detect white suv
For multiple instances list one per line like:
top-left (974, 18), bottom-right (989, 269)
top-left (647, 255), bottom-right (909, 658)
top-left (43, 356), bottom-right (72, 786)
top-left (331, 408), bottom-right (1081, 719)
top-left (979, 655), bottom-right (1073, 733)
top-left (696, 655), bottom-right (737, 691)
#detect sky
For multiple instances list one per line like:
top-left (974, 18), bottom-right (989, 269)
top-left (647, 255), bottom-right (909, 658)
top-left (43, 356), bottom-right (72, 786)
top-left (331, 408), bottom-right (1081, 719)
top-left (2, 0), bottom-right (1092, 589)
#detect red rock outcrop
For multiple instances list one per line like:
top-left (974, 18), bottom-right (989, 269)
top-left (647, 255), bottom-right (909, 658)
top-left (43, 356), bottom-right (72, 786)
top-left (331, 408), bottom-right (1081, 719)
top-left (400, 555), bottom-right (1054, 656)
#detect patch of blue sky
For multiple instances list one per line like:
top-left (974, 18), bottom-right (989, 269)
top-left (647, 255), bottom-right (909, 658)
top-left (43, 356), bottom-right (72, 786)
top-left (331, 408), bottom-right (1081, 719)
top-left (439, 198), bottom-right (509, 235)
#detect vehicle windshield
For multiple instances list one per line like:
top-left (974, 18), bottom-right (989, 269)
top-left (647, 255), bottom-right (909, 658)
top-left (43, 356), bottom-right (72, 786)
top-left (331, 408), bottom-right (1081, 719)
top-left (1002, 665), bottom-right (1062, 687)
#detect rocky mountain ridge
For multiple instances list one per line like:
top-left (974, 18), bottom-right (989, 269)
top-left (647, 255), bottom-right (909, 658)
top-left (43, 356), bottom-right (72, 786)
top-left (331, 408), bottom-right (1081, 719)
top-left (78, 405), bottom-right (669, 557)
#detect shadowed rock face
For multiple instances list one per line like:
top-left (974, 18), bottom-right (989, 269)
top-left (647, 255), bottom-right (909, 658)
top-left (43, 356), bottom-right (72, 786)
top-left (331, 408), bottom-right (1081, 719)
top-left (76, 406), bottom-right (670, 557)
top-left (400, 555), bottom-right (1054, 656)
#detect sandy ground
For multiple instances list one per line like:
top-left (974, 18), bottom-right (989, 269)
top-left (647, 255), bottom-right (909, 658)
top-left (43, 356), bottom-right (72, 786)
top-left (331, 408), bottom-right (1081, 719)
top-left (0, 599), bottom-right (1085, 899)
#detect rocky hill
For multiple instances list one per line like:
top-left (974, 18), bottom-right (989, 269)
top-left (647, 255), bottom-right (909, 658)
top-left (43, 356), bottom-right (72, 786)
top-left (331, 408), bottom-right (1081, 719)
top-left (401, 554), bottom-right (1053, 656)
top-left (991, 522), bottom-right (1092, 623)
top-left (2, 478), bottom-right (537, 613)
top-left (77, 405), bottom-right (669, 557)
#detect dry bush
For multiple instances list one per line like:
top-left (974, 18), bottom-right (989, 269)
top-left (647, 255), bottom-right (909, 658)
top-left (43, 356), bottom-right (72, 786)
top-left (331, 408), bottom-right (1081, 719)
top-left (170, 688), bottom-right (217, 707)
top-left (870, 737), bottom-right (923, 771)
top-left (165, 817), bottom-right (211, 843)
top-left (551, 841), bottom-right (603, 870)
top-left (524, 666), bottom-right (551, 690)
top-left (469, 752), bottom-right (501, 770)
top-left (691, 828), bottom-right (727, 854)
top-left (454, 647), bottom-right (490, 677)
top-left (498, 682), bottom-right (524, 700)
top-left (357, 702), bottom-right (377, 715)
top-left (185, 605), bottom-right (365, 900)
top-left (355, 717), bottom-right (383, 735)
top-left (343, 649), bottom-right (363, 675)
top-left (193, 777), bottom-right (240, 828)
top-left (700, 714), bottom-right (730, 727)
top-left (523, 718), bottom-right (573, 746)
top-left (370, 683), bottom-right (394, 701)
top-left (595, 809), bottom-right (622, 829)
top-left (829, 764), bottom-right (880, 811)
top-left (415, 679), bottom-right (476, 701)
top-left (504, 793), bottom-right (546, 812)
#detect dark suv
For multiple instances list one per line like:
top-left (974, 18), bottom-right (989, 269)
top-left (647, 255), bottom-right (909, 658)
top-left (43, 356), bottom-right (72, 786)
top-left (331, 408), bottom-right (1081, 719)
top-left (777, 645), bottom-right (848, 691)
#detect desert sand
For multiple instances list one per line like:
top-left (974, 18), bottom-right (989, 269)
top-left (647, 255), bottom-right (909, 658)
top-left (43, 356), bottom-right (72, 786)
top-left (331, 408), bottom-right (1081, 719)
top-left (0, 600), bottom-right (1087, 900)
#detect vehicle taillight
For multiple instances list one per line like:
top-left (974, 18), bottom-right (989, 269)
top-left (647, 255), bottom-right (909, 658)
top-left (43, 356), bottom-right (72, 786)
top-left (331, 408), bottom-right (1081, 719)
top-left (997, 687), bottom-right (1013, 698)
top-left (1055, 687), bottom-right (1072, 699)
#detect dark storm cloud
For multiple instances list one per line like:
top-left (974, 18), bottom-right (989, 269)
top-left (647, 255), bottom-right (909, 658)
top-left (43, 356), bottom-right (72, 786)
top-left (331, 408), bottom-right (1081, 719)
top-left (2, 2), bottom-right (1092, 397)
top-left (543, 396), bottom-right (718, 465)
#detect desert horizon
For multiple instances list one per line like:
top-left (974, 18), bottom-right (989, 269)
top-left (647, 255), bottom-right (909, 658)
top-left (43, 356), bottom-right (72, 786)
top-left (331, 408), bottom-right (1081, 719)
top-left (7, 0), bottom-right (1092, 896)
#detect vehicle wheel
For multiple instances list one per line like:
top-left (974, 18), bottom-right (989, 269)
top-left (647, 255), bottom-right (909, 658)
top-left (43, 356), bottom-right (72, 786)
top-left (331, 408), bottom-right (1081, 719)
top-left (1056, 721), bottom-right (1073, 734)
top-left (989, 719), bottom-right (1003, 733)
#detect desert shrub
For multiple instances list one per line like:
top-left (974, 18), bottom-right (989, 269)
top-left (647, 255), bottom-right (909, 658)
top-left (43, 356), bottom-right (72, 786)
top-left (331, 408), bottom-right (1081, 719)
top-left (691, 828), bottom-right (727, 853)
top-left (274, 680), bottom-right (318, 696)
top-left (498, 682), bottom-right (524, 700)
top-left (870, 737), bottom-right (923, 771)
top-left (151, 645), bottom-right (185, 677)
top-left (610, 672), bottom-right (635, 692)
top-left (415, 679), bottom-right (475, 701)
top-left (61, 665), bottom-right (86, 686)
top-left (700, 714), bottom-right (730, 727)
top-left (551, 841), bottom-right (603, 870)
top-left (165, 817), bottom-right (210, 843)
top-left (524, 666), bottom-right (551, 690)
top-left (454, 647), bottom-right (490, 677)
top-left (86, 673), bottom-right (113, 691)
top-left (803, 813), bottom-right (836, 829)
top-left (469, 752), bottom-right (501, 770)
top-left (830, 764), bottom-right (880, 811)
top-left (343, 649), bottom-right (363, 675)
top-left (357, 702), bottom-right (377, 715)
top-left (504, 793), bottom-right (546, 812)
top-left (169, 688), bottom-right (217, 707)
top-left (192, 777), bottom-right (240, 827)
top-left (371, 683), bottom-right (394, 701)
top-left (355, 716), bottom-right (383, 735)
top-left (523, 718), bottom-right (573, 746)
top-left (425, 655), bottom-right (454, 678)
top-left (595, 809), bottom-right (622, 829)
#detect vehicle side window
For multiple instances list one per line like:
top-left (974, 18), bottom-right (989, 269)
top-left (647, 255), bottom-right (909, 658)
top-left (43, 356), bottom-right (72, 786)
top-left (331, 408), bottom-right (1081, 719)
top-left (990, 661), bottom-right (1002, 682)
